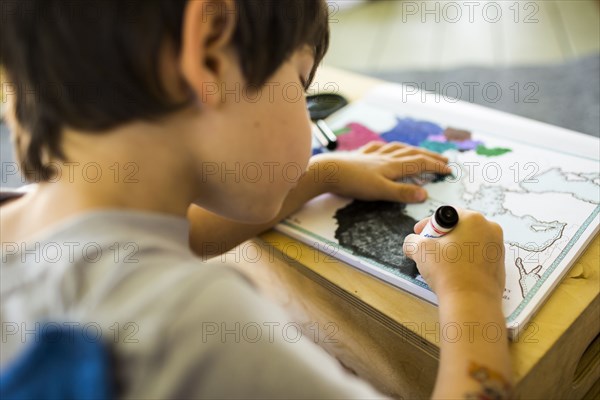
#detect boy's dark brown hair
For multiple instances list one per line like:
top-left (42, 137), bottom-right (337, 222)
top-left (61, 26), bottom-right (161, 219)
top-left (0, 0), bottom-right (330, 181)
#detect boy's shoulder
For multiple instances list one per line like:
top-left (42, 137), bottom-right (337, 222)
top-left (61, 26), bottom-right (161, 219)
top-left (1, 208), bottom-right (257, 366)
top-left (1, 208), bottom-right (247, 305)
top-left (1, 210), bottom-right (383, 399)
top-left (0, 208), bottom-right (253, 325)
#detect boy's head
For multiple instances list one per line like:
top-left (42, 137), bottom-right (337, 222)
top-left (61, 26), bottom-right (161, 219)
top-left (0, 0), bottom-right (329, 222)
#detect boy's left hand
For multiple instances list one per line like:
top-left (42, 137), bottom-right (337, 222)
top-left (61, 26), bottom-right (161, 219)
top-left (308, 141), bottom-right (451, 203)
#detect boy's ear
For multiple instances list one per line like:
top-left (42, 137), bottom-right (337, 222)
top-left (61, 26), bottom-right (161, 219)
top-left (179, 0), bottom-right (236, 107)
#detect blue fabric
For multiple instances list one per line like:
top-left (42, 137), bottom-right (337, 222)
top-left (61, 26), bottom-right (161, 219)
top-left (0, 324), bottom-right (113, 400)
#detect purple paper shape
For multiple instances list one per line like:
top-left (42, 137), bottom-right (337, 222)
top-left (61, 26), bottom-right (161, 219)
top-left (427, 134), bottom-right (448, 142)
top-left (453, 139), bottom-right (484, 151)
top-left (381, 118), bottom-right (443, 146)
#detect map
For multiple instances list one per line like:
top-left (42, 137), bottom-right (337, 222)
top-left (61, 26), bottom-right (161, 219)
top-left (278, 96), bottom-right (600, 336)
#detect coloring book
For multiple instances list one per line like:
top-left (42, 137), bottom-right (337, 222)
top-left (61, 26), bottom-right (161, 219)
top-left (276, 84), bottom-right (600, 337)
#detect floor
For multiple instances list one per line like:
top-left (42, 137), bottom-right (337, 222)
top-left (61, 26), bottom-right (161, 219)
top-left (324, 0), bottom-right (600, 72)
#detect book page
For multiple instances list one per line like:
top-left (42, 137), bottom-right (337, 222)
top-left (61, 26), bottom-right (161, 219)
top-left (278, 85), bottom-right (600, 335)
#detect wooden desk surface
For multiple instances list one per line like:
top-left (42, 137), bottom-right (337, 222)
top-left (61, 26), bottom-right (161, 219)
top-left (234, 66), bottom-right (600, 399)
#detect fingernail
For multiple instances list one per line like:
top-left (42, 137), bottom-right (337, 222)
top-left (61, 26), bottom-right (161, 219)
top-left (415, 189), bottom-right (427, 202)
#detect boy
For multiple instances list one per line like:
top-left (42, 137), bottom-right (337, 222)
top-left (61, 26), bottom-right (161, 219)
top-left (0, 0), bottom-right (511, 398)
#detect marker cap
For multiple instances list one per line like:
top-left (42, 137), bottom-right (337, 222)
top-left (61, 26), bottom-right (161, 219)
top-left (434, 206), bottom-right (459, 229)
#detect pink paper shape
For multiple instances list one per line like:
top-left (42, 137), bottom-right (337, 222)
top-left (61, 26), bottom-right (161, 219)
top-left (337, 123), bottom-right (385, 151)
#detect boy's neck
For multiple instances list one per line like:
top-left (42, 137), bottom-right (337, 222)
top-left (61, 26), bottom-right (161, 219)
top-left (52, 119), bottom-right (199, 216)
top-left (9, 115), bottom-right (204, 239)
top-left (2, 116), bottom-right (203, 243)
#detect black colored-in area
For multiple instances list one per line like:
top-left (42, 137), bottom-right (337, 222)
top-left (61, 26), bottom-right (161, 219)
top-left (334, 200), bottom-right (419, 279)
top-left (432, 173), bottom-right (451, 183)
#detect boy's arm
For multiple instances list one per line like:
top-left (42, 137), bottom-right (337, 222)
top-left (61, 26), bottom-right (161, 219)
top-left (189, 142), bottom-right (451, 258)
top-left (433, 293), bottom-right (512, 399)
top-left (187, 159), bottom-right (327, 258)
top-left (404, 211), bottom-right (513, 399)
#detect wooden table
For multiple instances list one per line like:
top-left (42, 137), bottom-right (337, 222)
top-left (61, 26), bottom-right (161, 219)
top-left (231, 67), bottom-right (600, 399)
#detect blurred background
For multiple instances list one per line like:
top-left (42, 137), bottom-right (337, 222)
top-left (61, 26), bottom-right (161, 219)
top-left (321, 0), bottom-right (600, 139)
top-left (324, 0), bottom-right (599, 71)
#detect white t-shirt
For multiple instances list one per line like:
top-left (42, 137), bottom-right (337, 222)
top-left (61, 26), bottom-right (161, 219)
top-left (1, 210), bottom-right (385, 399)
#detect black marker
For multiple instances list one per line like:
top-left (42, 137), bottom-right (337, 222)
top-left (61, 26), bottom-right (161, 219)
top-left (420, 205), bottom-right (459, 238)
top-left (313, 119), bottom-right (338, 151)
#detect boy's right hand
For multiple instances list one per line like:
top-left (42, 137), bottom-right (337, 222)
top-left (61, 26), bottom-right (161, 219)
top-left (403, 209), bottom-right (506, 303)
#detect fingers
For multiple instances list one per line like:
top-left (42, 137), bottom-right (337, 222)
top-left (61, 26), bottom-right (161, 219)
top-left (378, 142), bottom-right (407, 154)
top-left (359, 141), bottom-right (450, 166)
top-left (456, 209), bottom-right (503, 233)
top-left (391, 154), bottom-right (452, 177)
top-left (413, 217), bottom-right (430, 234)
top-left (389, 147), bottom-right (448, 162)
top-left (381, 180), bottom-right (428, 203)
top-left (359, 141), bottom-right (386, 153)
top-left (402, 233), bottom-right (426, 261)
